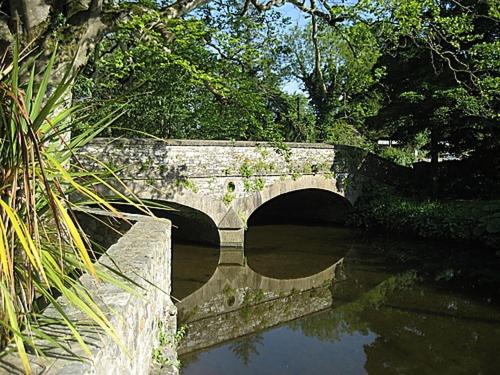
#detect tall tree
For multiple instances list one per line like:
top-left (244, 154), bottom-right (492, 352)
top-left (369, 0), bottom-right (499, 165)
top-left (0, 0), bottom-right (367, 84)
top-left (284, 20), bottom-right (383, 143)
top-left (74, 3), bottom-right (304, 140)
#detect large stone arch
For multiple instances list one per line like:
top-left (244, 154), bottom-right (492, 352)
top-left (234, 175), bottom-right (351, 223)
top-left (148, 190), bottom-right (243, 247)
top-left (92, 181), bottom-right (244, 246)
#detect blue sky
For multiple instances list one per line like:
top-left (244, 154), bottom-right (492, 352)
top-left (277, 4), bottom-right (309, 94)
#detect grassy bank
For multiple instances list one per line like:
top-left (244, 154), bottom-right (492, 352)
top-left (348, 186), bottom-right (500, 250)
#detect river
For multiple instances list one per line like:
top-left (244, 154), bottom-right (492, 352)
top-left (171, 224), bottom-right (500, 375)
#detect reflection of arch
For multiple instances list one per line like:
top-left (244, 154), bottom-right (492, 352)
top-left (236, 175), bottom-right (352, 224)
top-left (178, 260), bottom-right (342, 316)
top-left (176, 257), bottom-right (344, 354)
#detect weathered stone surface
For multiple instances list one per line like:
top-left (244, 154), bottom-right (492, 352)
top-left (77, 139), bottom-right (356, 247)
top-left (0, 212), bottom-right (177, 375)
top-left (76, 139), bottom-right (409, 248)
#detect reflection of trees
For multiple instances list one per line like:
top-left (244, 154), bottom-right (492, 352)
top-left (288, 271), bottom-right (418, 342)
top-left (289, 267), bottom-right (500, 375)
top-left (229, 334), bottom-right (264, 366)
top-left (363, 287), bottom-right (500, 375)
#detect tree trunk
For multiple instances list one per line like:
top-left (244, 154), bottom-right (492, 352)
top-left (430, 125), bottom-right (439, 197)
top-left (1, 0), bottom-right (215, 88)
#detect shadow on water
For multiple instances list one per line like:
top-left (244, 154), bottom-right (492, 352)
top-left (244, 224), bottom-right (352, 279)
top-left (171, 241), bottom-right (219, 301)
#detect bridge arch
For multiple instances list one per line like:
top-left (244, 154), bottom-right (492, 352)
top-left (129, 189), bottom-right (232, 228)
top-left (129, 189), bottom-right (244, 247)
top-left (235, 175), bottom-right (352, 224)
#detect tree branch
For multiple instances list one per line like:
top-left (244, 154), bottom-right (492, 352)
top-left (161, 0), bottom-right (212, 19)
top-left (288, 0), bottom-right (345, 26)
top-left (311, 0), bottom-right (327, 96)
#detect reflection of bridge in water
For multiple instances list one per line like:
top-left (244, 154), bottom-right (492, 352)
top-left (177, 248), bottom-right (345, 355)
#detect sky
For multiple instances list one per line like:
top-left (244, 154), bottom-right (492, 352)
top-left (277, 4), bottom-right (309, 95)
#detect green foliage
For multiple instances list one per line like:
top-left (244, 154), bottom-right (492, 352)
top-left (368, 0), bottom-right (500, 162)
top-left (379, 147), bottom-right (416, 167)
top-left (325, 120), bottom-right (371, 149)
top-left (243, 177), bottom-right (265, 193)
top-left (0, 42), bottom-right (135, 370)
top-left (283, 19), bottom-right (384, 143)
top-left (223, 191), bottom-right (235, 206)
top-left (474, 203), bottom-right (500, 236)
top-left (349, 185), bottom-right (500, 248)
top-left (152, 323), bottom-right (185, 368)
top-left (175, 178), bottom-right (198, 193)
top-left (74, 3), bottom-right (298, 142)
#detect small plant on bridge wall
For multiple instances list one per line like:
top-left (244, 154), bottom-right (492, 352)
top-left (323, 171), bottom-right (335, 180)
top-left (239, 155), bottom-right (276, 177)
top-left (223, 182), bottom-right (236, 205)
top-left (146, 176), bottom-right (157, 186)
top-left (257, 147), bottom-right (269, 159)
top-left (239, 158), bottom-right (254, 178)
top-left (175, 178), bottom-right (199, 193)
top-left (138, 156), bottom-right (154, 176)
top-left (223, 191), bottom-right (235, 205)
top-left (291, 170), bottom-right (301, 181)
top-left (238, 154), bottom-right (276, 194)
top-left (152, 323), bottom-right (186, 369)
top-left (243, 177), bottom-right (265, 193)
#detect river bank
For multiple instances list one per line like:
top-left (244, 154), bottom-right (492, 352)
top-left (347, 185), bottom-right (500, 250)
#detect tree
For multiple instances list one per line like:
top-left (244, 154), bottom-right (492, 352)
top-left (368, 0), bottom-right (499, 166)
top-left (0, 0), bottom-right (367, 85)
top-left (282, 15), bottom-right (384, 144)
top-left (73, 4), bottom-right (295, 140)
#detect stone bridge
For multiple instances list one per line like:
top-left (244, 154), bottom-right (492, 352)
top-left (79, 138), bottom-right (407, 247)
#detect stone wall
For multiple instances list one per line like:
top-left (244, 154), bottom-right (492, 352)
top-left (0, 212), bottom-right (177, 375)
top-left (77, 138), bottom-right (339, 201)
top-left (75, 138), bottom-right (412, 247)
top-left (77, 139), bottom-right (411, 209)
top-left (76, 139), bottom-right (354, 247)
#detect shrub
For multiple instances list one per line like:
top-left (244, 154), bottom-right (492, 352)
top-left (0, 42), bottom-right (137, 370)
top-left (348, 185), bottom-right (500, 248)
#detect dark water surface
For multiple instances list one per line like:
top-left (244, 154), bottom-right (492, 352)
top-left (172, 224), bottom-right (500, 375)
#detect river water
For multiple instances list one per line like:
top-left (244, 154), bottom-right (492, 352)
top-left (171, 224), bottom-right (500, 375)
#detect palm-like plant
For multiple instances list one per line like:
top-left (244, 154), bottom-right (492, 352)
top-left (0, 41), bottom-right (137, 373)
